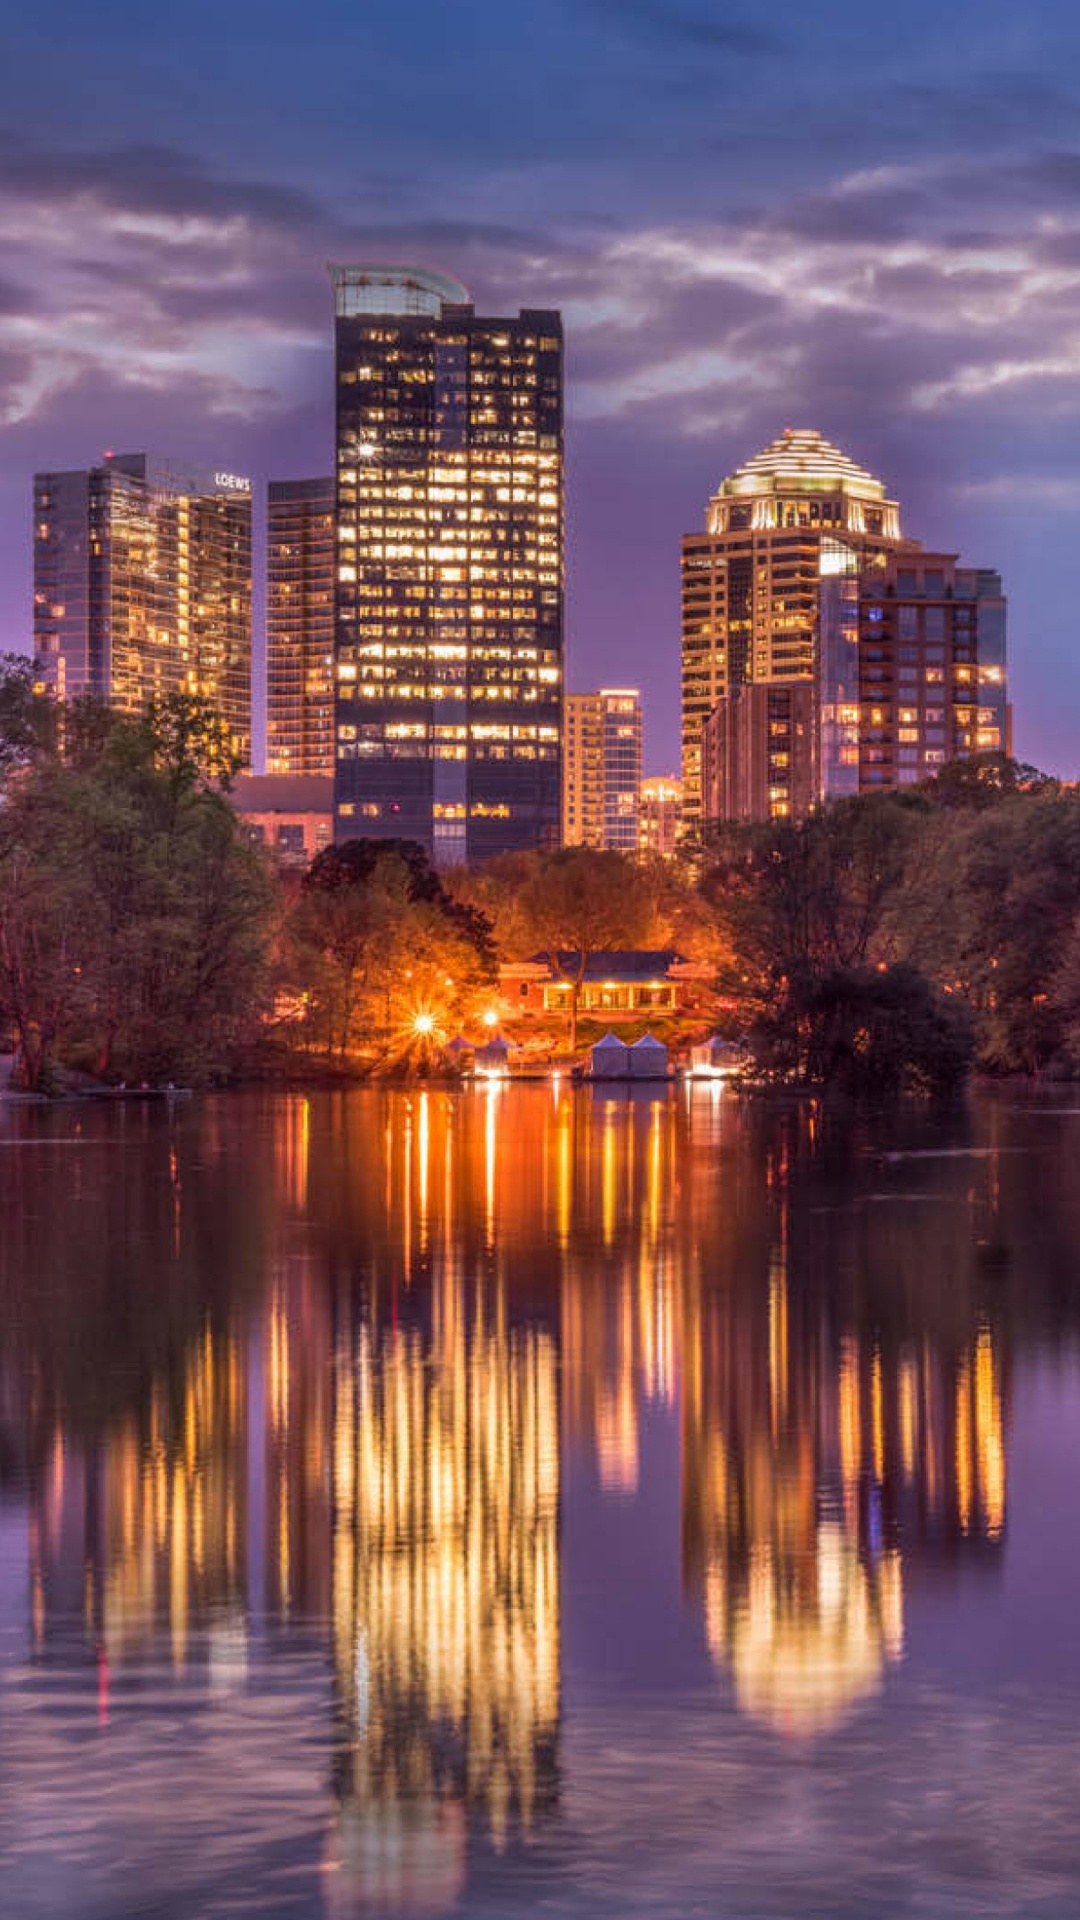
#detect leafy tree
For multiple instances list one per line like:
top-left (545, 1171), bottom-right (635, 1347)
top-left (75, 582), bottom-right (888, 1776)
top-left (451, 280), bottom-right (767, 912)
top-left (702, 795), bottom-right (922, 1048)
top-left (291, 839), bottom-right (495, 1063)
top-left (483, 847), bottom-right (667, 1051)
top-left (915, 751), bottom-right (1058, 812)
top-left (895, 788), bottom-right (1080, 1072)
top-left (751, 961), bottom-right (973, 1093)
top-left (0, 652), bottom-right (56, 776)
top-left (0, 702), bottom-right (273, 1088)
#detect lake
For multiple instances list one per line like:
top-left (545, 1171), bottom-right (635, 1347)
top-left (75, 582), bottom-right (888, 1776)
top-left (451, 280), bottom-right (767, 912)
top-left (2, 1083), bottom-right (1080, 1918)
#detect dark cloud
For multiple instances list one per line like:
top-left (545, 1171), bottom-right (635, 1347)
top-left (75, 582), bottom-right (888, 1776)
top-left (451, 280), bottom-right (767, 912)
top-left (0, 133), bottom-right (326, 228)
top-left (580, 0), bottom-right (777, 55)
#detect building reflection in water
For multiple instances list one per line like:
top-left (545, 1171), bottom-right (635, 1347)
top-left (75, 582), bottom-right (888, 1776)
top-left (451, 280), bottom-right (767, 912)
top-left (320, 1089), bottom-right (560, 1914)
top-left (0, 1081), bottom-right (1030, 1909)
top-left (679, 1097), bottom-right (1009, 1737)
top-left (329, 1286), bottom-right (559, 1911)
top-left (559, 1093), bottom-right (676, 1495)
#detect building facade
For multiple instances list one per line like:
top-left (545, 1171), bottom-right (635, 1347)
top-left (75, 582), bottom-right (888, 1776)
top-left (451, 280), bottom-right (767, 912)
top-left (331, 264), bottom-right (563, 863)
top-left (266, 478), bottom-right (335, 776)
top-left (858, 552), bottom-right (1007, 790)
top-left (499, 949), bottom-right (714, 1021)
top-left (702, 683), bottom-right (817, 826)
top-left (681, 428), bottom-right (1007, 828)
top-left (638, 775), bottom-right (683, 857)
top-left (33, 453), bottom-right (252, 759)
top-left (562, 688), bottom-right (642, 850)
top-left (230, 773), bottom-right (334, 868)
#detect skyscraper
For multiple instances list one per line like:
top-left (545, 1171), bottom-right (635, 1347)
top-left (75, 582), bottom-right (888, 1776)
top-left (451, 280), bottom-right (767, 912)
top-left (681, 429), bottom-right (1007, 828)
top-left (331, 264), bottom-right (563, 863)
top-left (266, 477), bottom-right (335, 776)
top-left (562, 688), bottom-right (643, 850)
top-left (33, 453), bottom-right (252, 759)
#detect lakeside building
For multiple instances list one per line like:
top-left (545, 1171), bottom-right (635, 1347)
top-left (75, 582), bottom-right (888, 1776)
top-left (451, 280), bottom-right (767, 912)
top-left (266, 478), bottom-right (335, 776)
top-left (562, 688), bottom-right (642, 850)
top-left (499, 948), bottom-right (713, 1021)
top-left (638, 773), bottom-right (684, 857)
top-left (330, 263), bottom-right (563, 863)
top-left (681, 429), bottom-right (1007, 828)
top-left (33, 453), bottom-right (252, 762)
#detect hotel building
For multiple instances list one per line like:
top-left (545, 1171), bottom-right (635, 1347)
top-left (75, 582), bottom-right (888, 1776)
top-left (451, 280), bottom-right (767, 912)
top-left (562, 687), bottom-right (643, 850)
top-left (33, 453), bottom-right (252, 761)
top-left (330, 264), bottom-right (563, 863)
top-left (266, 477), bottom-right (335, 776)
top-left (681, 429), bottom-right (1007, 828)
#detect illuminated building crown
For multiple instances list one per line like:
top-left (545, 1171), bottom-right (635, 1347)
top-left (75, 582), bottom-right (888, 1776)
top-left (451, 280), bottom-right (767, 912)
top-left (708, 428), bottom-right (901, 538)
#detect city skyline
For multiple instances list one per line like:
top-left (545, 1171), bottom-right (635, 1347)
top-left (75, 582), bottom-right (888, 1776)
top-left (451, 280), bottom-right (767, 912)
top-left (2, 0), bottom-right (1080, 775)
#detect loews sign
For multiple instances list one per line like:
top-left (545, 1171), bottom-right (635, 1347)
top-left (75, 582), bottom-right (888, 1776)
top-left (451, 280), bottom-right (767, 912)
top-left (214, 471), bottom-right (252, 493)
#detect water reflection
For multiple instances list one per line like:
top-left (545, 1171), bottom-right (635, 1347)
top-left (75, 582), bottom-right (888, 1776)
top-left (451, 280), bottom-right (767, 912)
top-left (1, 1086), bottom-right (1077, 1916)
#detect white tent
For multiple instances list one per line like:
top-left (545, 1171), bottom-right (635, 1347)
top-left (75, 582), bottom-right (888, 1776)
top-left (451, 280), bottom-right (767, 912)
top-left (688, 1035), bottom-right (750, 1078)
top-left (474, 1037), bottom-right (511, 1072)
top-left (629, 1032), bottom-right (669, 1079)
top-left (589, 1032), bottom-right (632, 1079)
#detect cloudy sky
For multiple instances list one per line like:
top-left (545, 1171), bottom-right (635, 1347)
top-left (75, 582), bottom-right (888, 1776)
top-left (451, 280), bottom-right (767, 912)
top-left (3, 0), bottom-right (1080, 771)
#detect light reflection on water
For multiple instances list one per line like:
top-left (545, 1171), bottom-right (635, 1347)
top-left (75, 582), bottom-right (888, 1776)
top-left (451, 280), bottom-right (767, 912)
top-left (0, 1085), bottom-right (1079, 1916)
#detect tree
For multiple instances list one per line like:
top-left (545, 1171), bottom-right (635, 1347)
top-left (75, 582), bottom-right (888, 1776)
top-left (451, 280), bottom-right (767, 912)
top-left (0, 703), bottom-right (273, 1088)
top-left (701, 794), bottom-right (922, 1053)
top-left (491, 848), bottom-right (667, 1051)
top-left (291, 839), bottom-right (495, 1063)
top-left (895, 787), bottom-right (1080, 1072)
top-left (0, 653), bottom-right (55, 777)
top-left (752, 962), bottom-right (973, 1094)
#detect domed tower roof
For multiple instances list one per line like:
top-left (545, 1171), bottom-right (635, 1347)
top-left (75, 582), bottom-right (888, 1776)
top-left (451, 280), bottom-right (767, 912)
top-left (708, 428), bottom-right (901, 539)
top-left (721, 428), bottom-right (887, 499)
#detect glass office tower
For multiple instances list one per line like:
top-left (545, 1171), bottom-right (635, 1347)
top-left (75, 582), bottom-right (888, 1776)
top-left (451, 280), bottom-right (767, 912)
top-left (33, 453), bottom-right (252, 760)
top-left (330, 264), bottom-right (563, 863)
top-left (266, 477), bottom-right (335, 776)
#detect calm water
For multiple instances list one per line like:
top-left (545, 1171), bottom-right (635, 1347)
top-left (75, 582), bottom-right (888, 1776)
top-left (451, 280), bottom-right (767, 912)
top-left (1, 1085), bottom-right (1080, 1918)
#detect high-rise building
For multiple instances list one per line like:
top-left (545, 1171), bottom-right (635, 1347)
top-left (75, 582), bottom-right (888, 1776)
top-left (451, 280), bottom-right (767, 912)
top-left (562, 688), bottom-right (642, 851)
top-left (330, 264), bottom-right (563, 863)
top-left (858, 551), bottom-right (1007, 791)
top-left (562, 693), bottom-right (603, 847)
top-left (266, 477), bottom-right (335, 776)
top-left (681, 429), bottom-right (1007, 828)
top-left (638, 775), bottom-right (683, 858)
top-left (702, 684), bottom-right (817, 826)
top-left (33, 453), bottom-right (252, 759)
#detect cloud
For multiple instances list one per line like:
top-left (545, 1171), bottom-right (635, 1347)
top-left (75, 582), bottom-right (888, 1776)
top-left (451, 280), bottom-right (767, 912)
top-left (4, 128), bottom-right (1080, 468)
top-left (579, 0), bottom-right (776, 55)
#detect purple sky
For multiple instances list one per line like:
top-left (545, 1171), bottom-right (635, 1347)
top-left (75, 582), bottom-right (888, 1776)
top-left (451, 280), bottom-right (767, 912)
top-left (3, 1), bottom-right (1080, 773)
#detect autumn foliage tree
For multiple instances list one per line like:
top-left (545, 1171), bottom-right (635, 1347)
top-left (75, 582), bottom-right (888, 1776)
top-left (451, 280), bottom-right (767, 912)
top-left (290, 838), bottom-right (495, 1063)
top-left (464, 847), bottom-right (669, 1050)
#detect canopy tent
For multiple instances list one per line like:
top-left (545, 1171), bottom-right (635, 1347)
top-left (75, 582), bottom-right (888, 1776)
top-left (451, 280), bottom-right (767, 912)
top-left (688, 1035), bottom-right (750, 1077)
top-left (473, 1037), bottom-right (511, 1072)
top-left (589, 1032), bottom-right (632, 1079)
top-left (628, 1032), bottom-right (669, 1079)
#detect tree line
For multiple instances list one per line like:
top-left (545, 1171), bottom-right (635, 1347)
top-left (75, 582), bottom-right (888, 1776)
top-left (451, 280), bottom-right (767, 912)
top-left (0, 655), bottom-right (1077, 1093)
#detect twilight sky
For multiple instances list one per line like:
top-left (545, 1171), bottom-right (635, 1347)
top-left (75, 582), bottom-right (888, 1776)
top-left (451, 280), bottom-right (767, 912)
top-left (2, 0), bottom-right (1080, 772)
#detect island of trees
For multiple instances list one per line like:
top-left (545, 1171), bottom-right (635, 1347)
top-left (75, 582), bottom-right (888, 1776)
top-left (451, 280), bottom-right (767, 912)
top-left (1, 656), bottom-right (1078, 1096)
